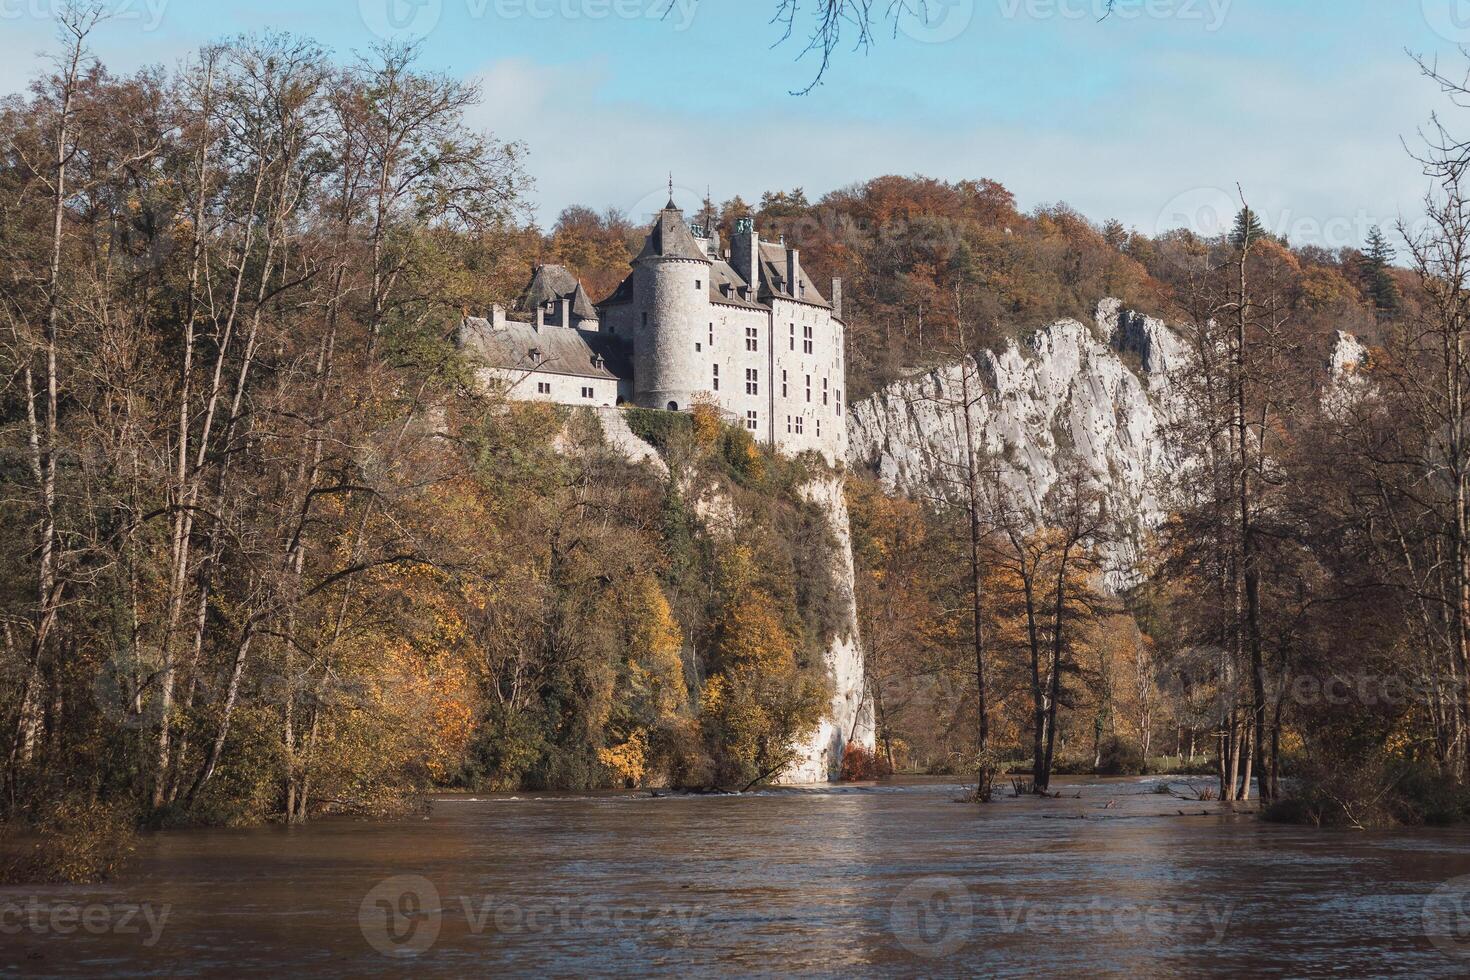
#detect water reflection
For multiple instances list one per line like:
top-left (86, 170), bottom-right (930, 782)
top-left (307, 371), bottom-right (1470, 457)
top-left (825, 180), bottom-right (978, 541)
top-left (4, 777), bottom-right (1470, 976)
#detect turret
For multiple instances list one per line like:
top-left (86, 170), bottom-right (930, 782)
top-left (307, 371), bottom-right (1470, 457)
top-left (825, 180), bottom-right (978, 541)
top-left (631, 200), bottom-right (712, 412)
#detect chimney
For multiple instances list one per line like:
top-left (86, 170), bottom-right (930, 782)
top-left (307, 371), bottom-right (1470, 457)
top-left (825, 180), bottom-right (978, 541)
top-left (534, 303), bottom-right (545, 333)
top-left (786, 248), bottom-right (801, 299)
top-left (731, 216), bottom-right (759, 297)
top-left (559, 297), bottom-right (571, 328)
top-left (831, 278), bottom-right (843, 320)
top-left (492, 303), bottom-right (507, 330)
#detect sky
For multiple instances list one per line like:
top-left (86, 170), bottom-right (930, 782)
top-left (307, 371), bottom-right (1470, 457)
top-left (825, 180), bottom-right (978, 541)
top-left (0, 0), bottom-right (1465, 248)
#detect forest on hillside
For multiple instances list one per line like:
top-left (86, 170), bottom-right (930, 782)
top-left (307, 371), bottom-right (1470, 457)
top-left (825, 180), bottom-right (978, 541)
top-left (3, 11), bottom-right (1470, 883)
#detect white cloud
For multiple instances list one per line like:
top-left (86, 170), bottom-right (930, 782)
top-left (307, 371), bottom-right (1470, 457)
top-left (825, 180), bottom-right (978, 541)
top-left (470, 47), bottom-right (1438, 250)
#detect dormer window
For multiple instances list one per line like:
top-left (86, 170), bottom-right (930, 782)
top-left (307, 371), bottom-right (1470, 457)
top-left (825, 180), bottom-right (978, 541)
top-left (529, 348), bottom-right (543, 365)
top-left (591, 353), bottom-right (604, 370)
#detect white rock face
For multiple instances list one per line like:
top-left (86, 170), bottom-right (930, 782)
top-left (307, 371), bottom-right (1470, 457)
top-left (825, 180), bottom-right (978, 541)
top-left (780, 474), bottom-right (874, 784)
top-left (1323, 330), bottom-right (1370, 420)
top-left (847, 300), bottom-right (1188, 589)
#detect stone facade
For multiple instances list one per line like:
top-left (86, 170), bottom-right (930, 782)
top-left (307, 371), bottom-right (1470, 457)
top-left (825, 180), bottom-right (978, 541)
top-left (470, 200), bottom-right (848, 464)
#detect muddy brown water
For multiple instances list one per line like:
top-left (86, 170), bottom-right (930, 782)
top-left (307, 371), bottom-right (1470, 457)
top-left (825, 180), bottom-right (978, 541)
top-left (4, 775), bottom-right (1470, 977)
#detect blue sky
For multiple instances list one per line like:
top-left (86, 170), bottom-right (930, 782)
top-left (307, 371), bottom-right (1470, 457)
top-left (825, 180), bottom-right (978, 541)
top-left (1, 0), bottom-right (1465, 247)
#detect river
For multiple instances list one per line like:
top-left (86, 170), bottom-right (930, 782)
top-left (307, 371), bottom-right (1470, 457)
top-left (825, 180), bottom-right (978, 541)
top-left (4, 776), bottom-right (1470, 977)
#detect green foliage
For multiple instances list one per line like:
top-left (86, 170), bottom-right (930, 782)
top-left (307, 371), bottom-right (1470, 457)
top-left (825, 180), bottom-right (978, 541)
top-left (1230, 205), bottom-right (1268, 248)
top-left (623, 407), bottom-right (693, 456)
top-left (1359, 225), bottom-right (1401, 317)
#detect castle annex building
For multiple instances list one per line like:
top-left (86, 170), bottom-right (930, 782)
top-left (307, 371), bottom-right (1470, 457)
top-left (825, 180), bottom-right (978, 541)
top-left (459, 197), bottom-right (848, 462)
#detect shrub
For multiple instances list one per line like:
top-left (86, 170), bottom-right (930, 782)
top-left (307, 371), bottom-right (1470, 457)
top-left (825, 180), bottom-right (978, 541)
top-left (839, 742), bottom-right (890, 781)
top-left (623, 407), bottom-right (692, 457)
top-left (0, 796), bottom-right (138, 884)
top-left (1266, 753), bottom-right (1470, 828)
top-left (1095, 736), bottom-right (1145, 776)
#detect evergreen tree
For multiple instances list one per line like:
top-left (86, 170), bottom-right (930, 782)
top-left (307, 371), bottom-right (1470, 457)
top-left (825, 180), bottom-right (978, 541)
top-left (1230, 206), bottom-right (1267, 248)
top-left (1360, 225), bottom-right (1401, 317)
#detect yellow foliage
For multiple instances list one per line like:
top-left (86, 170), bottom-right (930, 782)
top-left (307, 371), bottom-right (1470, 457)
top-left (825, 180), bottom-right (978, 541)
top-left (691, 399), bottom-right (724, 450)
top-left (715, 592), bottom-right (796, 672)
top-left (598, 730), bottom-right (649, 786)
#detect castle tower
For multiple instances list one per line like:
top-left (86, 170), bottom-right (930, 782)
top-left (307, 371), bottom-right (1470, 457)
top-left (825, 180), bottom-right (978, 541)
top-left (631, 199), bottom-right (712, 411)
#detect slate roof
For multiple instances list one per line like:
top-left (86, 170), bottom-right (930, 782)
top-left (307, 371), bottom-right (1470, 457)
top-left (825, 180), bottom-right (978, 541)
top-left (516, 264), bottom-right (598, 317)
top-left (635, 203), bottom-right (712, 264)
top-left (597, 205), bottom-right (837, 314)
top-left (708, 259), bottom-right (764, 309)
top-left (460, 316), bottom-right (630, 381)
top-left (569, 282), bottom-right (597, 319)
top-left (757, 242), bottom-right (830, 308)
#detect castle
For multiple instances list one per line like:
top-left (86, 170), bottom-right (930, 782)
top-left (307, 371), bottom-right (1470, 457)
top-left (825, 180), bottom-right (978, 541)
top-left (459, 197), bottom-right (848, 463)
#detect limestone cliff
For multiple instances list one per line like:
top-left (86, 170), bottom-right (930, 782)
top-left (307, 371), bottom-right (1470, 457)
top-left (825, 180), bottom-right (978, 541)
top-left (846, 299), bottom-right (1188, 589)
top-left (781, 474), bottom-right (873, 783)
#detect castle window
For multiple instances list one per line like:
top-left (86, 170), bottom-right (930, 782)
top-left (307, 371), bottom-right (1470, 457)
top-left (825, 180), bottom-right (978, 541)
top-left (782, 370), bottom-right (788, 397)
top-left (713, 364), bottom-right (719, 391)
top-left (817, 418), bottom-right (822, 438)
top-left (805, 375), bottom-right (811, 402)
top-left (746, 368), bottom-right (758, 396)
top-left (695, 280), bottom-right (702, 291)
top-left (537, 381), bottom-right (551, 395)
top-left (746, 327), bottom-right (758, 352)
top-left (795, 416), bottom-right (804, 434)
top-left (786, 415), bottom-right (792, 434)
top-left (581, 386), bottom-right (594, 399)
top-left (746, 410), bottom-right (758, 431)
top-left (789, 323), bottom-right (795, 350)
top-left (823, 377), bottom-right (829, 406)
top-left (803, 325), bottom-right (814, 354)
top-left (642, 312), bottom-right (648, 327)
top-left (709, 323), bottom-right (714, 346)
top-left (696, 342), bottom-right (702, 352)
top-left (836, 389), bottom-right (842, 416)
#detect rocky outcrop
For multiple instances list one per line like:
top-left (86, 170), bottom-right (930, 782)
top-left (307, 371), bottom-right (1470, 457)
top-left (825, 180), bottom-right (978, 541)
top-left (847, 300), bottom-right (1188, 589)
top-left (1323, 330), bottom-right (1370, 421)
top-left (781, 475), bottom-right (873, 783)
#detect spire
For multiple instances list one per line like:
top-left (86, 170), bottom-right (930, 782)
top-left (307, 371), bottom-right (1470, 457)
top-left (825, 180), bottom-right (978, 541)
top-left (665, 172), bottom-right (676, 210)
